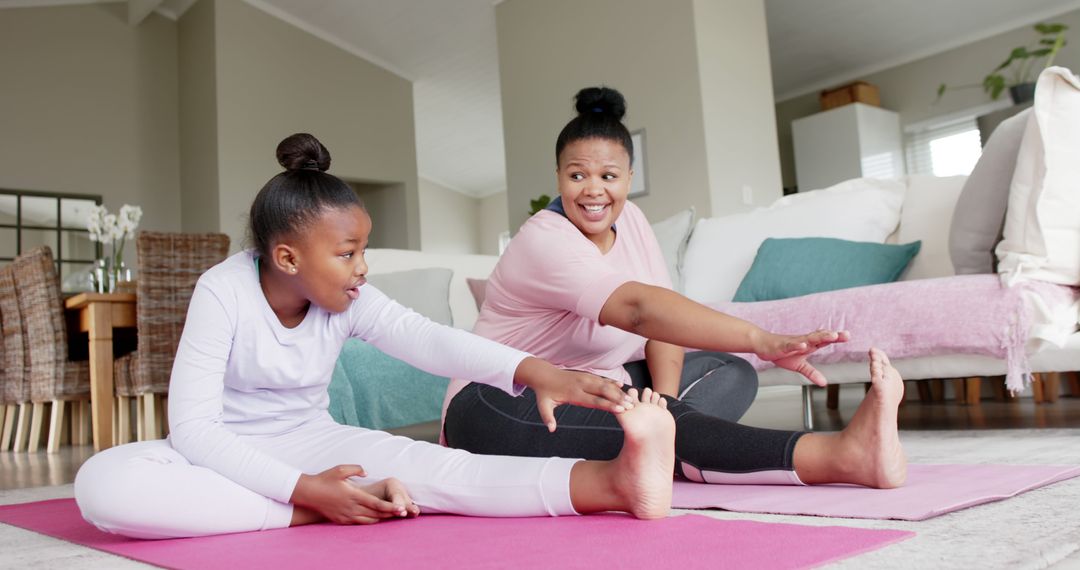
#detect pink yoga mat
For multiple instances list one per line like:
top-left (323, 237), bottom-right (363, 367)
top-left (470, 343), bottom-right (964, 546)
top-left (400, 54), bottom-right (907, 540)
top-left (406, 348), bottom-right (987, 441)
top-left (672, 463), bottom-right (1080, 521)
top-left (0, 499), bottom-right (911, 570)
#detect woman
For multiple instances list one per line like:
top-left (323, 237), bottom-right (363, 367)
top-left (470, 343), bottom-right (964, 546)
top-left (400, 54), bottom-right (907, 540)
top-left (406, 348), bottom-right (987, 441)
top-left (444, 87), bottom-right (907, 490)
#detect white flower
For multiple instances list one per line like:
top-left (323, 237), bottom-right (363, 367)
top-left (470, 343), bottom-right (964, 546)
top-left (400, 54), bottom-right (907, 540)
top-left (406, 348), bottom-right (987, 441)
top-left (119, 204), bottom-right (142, 227)
top-left (98, 213), bottom-right (117, 244)
top-left (86, 205), bottom-right (109, 243)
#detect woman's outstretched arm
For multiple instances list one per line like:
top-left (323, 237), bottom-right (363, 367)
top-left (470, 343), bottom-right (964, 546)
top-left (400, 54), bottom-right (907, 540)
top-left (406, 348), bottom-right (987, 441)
top-left (598, 281), bottom-right (848, 386)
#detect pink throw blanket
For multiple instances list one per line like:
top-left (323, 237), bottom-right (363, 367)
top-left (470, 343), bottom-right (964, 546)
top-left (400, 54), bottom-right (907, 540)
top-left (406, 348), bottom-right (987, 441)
top-left (707, 275), bottom-right (1078, 392)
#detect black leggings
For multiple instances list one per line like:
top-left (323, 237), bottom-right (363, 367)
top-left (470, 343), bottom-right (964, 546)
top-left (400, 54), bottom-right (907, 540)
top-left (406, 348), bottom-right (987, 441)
top-left (445, 351), bottom-right (808, 484)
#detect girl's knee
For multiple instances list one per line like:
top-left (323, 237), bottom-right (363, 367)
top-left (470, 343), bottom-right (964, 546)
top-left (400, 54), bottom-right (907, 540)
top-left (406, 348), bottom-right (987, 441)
top-left (73, 441), bottom-right (179, 535)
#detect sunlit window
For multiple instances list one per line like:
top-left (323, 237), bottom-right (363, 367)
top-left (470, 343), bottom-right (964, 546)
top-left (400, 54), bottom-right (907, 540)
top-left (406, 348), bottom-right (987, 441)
top-left (904, 117), bottom-right (983, 177)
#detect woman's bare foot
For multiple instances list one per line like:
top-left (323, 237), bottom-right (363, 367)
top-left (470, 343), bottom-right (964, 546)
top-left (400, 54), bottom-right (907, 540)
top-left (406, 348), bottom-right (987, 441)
top-left (836, 348), bottom-right (907, 487)
top-left (569, 388), bottom-right (675, 519)
top-left (794, 348), bottom-right (907, 488)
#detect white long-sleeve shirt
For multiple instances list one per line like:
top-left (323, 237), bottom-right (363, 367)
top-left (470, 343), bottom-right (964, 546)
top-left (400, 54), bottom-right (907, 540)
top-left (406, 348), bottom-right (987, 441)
top-left (166, 251), bottom-right (529, 504)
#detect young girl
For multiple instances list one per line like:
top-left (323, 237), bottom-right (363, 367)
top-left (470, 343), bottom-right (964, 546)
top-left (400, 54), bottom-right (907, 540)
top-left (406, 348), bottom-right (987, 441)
top-left (443, 87), bottom-right (908, 490)
top-left (74, 133), bottom-right (678, 539)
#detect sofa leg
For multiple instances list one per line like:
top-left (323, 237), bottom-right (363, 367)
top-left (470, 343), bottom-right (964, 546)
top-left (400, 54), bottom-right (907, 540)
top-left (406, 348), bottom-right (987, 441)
top-left (802, 386), bottom-right (814, 431)
top-left (1044, 372), bottom-right (1061, 403)
top-left (826, 385), bottom-right (839, 409)
top-left (929, 379), bottom-right (945, 402)
top-left (964, 377), bottom-right (981, 406)
top-left (1068, 371), bottom-right (1080, 397)
top-left (1032, 373), bottom-right (1046, 404)
top-left (952, 379), bottom-right (966, 404)
top-left (917, 380), bottom-right (932, 403)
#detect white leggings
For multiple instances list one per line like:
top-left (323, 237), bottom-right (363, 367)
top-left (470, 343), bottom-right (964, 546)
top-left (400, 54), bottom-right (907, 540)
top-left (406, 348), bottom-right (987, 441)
top-left (74, 416), bottom-right (580, 539)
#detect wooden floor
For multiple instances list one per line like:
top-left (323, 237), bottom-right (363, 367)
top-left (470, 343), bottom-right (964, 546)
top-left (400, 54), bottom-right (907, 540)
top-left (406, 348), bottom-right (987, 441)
top-left (1, 380), bottom-right (1078, 491)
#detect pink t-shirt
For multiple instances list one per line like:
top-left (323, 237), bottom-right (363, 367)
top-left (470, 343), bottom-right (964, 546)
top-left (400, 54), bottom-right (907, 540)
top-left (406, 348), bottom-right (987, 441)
top-left (442, 200), bottom-right (672, 416)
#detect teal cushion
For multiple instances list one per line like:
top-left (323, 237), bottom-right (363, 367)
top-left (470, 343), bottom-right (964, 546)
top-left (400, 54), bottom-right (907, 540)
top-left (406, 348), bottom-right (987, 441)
top-left (328, 339), bottom-right (450, 430)
top-left (732, 237), bottom-right (921, 302)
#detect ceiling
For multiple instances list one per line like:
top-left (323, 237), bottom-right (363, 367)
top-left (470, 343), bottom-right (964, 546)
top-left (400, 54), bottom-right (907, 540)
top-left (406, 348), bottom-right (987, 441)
top-left (766, 0), bottom-right (1080, 101)
top-left (6, 0), bottom-right (1080, 197)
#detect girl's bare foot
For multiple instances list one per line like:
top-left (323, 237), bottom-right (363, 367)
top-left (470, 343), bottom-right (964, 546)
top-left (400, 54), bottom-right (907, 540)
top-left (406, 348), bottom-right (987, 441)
top-left (290, 505), bottom-right (325, 526)
top-left (569, 388), bottom-right (675, 519)
top-left (609, 388), bottom-right (675, 518)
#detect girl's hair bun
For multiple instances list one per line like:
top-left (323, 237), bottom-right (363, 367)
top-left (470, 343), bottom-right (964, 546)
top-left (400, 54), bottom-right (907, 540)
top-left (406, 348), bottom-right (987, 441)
top-left (573, 87), bottom-right (626, 121)
top-left (276, 133), bottom-right (331, 172)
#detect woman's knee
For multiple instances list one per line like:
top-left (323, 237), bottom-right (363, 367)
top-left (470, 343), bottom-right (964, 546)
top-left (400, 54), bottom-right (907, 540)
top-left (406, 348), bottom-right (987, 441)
top-left (680, 353), bottom-right (759, 420)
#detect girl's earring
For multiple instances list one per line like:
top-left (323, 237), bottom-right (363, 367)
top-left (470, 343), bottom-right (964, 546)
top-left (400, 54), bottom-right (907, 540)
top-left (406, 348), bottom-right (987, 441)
top-left (290, 267), bottom-right (297, 273)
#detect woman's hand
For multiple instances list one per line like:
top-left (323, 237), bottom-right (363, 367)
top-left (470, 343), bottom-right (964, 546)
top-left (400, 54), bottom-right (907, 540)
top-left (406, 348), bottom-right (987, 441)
top-left (752, 329), bottom-right (850, 387)
top-left (290, 465), bottom-right (420, 525)
top-left (514, 357), bottom-right (635, 432)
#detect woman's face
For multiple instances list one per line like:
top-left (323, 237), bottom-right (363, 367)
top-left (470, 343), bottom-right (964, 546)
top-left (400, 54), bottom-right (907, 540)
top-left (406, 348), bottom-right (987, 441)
top-left (294, 205), bottom-right (371, 313)
top-left (556, 137), bottom-right (633, 251)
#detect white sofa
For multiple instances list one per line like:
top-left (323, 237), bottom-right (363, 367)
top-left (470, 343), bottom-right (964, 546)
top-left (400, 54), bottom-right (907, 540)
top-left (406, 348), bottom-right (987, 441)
top-left (677, 175), bottom-right (1080, 386)
top-left (674, 174), bottom-right (1080, 428)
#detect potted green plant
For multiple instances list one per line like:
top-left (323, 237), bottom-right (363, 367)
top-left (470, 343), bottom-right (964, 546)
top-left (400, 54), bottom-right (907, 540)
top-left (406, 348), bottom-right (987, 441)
top-left (937, 23), bottom-right (1068, 104)
top-left (528, 194), bottom-right (553, 215)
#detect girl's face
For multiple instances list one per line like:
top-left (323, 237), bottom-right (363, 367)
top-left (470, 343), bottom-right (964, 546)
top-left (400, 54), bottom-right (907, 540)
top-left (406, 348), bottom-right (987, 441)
top-left (556, 137), bottom-right (632, 251)
top-left (293, 205), bottom-right (371, 314)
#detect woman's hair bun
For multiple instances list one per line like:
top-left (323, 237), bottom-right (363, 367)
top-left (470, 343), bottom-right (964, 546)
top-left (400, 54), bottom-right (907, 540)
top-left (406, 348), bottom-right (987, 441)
top-left (574, 87), bottom-right (626, 121)
top-left (276, 133), bottom-right (331, 172)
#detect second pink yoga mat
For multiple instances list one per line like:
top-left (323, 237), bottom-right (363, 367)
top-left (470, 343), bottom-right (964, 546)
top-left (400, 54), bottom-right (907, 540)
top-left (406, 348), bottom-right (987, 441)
top-left (672, 463), bottom-right (1080, 520)
top-left (0, 498), bottom-right (912, 569)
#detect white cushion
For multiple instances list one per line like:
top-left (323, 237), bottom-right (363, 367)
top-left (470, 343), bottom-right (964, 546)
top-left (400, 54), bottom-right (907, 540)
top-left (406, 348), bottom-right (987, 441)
top-left (682, 178), bottom-right (905, 304)
top-left (366, 268), bottom-right (454, 326)
top-left (649, 207), bottom-right (695, 293)
top-left (897, 174), bottom-right (966, 280)
top-left (997, 67), bottom-right (1080, 288)
top-left (363, 249), bottom-right (499, 330)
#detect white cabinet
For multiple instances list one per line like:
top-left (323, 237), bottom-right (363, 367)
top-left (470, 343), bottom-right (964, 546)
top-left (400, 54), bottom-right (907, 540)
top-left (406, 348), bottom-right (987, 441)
top-left (791, 103), bottom-right (905, 192)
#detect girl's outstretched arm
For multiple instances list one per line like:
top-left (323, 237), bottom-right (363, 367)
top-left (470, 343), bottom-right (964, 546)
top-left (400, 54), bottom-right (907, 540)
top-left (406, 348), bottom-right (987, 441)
top-left (352, 285), bottom-right (632, 430)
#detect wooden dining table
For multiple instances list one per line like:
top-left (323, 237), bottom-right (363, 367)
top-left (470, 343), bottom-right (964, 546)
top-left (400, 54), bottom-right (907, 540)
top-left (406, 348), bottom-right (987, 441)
top-left (64, 292), bottom-right (136, 452)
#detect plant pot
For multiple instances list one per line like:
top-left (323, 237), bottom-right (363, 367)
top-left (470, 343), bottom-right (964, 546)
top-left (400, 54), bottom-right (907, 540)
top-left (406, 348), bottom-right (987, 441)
top-left (1009, 83), bottom-right (1037, 105)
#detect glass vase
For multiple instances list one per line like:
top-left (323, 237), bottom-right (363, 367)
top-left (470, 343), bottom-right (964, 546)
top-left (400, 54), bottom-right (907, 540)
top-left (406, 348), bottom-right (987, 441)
top-left (113, 260), bottom-right (131, 292)
top-left (92, 259), bottom-right (110, 293)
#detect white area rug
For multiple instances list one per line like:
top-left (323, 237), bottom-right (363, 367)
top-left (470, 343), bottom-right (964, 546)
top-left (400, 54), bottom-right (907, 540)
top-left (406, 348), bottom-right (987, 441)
top-left (1, 430), bottom-right (1079, 569)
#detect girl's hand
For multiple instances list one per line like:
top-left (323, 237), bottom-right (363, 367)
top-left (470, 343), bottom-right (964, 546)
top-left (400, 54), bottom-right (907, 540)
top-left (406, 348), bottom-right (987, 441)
top-left (753, 329), bottom-right (850, 387)
top-left (514, 357), bottom-right (635, 432)
top-left (290, 465), bottom-right (420, 524)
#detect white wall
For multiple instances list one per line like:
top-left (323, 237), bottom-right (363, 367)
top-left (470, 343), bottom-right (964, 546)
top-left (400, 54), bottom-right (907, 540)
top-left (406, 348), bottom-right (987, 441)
top-left (178, 0), bottom-right (219, 234)
top-left (693, 0), bottom-right (783, 211)
top-left (213, 0), bottom-right (420, 251)
top-left (0, 3), bottom-right (181, 264)
top-left (419, 177), bottom-right (482, 254)
top-left (495, 0), bottom-right (712, 232)
top-left (775, 8), bottom-right (1080, 190)
top-left (495, 0), bottom-right (782, 231)
top-left (478, 191), bottom-right (509, 255)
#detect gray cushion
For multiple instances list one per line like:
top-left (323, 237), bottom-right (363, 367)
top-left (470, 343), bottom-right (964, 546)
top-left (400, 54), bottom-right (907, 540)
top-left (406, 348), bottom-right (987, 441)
top-left (949, 108), bottom-right (1032, 274)
top-left (365, 267), bottom-right (454, 326)
top-left (650, 207), bottom-right (695, 292)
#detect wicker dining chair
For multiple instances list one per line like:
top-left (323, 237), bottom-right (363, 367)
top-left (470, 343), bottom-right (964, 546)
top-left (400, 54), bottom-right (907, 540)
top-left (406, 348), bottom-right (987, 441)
top-left (13, 246), bottom-right (93, 453)
top-left (119, 231), bottom-right (230, 441)
top-left (0, 263), bottom-right (31, 451)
